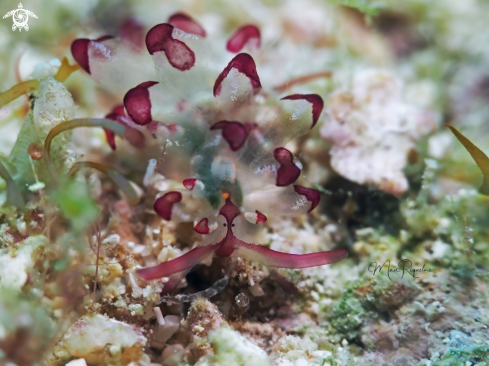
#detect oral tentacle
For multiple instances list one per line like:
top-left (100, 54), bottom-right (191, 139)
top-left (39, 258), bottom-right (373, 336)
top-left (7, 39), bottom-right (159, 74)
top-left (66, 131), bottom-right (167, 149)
top-left (226, 25), bottom-right (261, 53)
top-left (234, 241), bottom-right (348, 269)
top-left (137, 243), bottom-right (220, 281)
top-left (270, 269), bottom-right (298, 294)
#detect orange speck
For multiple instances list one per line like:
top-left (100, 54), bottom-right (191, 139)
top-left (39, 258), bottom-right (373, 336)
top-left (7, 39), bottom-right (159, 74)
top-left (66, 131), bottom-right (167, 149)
top-left (222, 193), bottom-right (229, 199)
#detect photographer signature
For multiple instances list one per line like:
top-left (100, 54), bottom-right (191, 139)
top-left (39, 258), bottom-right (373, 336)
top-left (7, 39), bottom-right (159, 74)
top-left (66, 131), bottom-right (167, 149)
top-left (368, 259), bottom-right (433, 280)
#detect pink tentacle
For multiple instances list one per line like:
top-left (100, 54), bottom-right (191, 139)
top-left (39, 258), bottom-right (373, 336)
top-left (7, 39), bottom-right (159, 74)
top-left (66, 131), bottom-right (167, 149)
top-left (270, 269), bottom-right (298, 294)
top-left (137, 243), bottom-right (219, 280)
top-left (235, 241), bottom-right (348, 269)
top-left (161, 269), bottom-right (191, 295)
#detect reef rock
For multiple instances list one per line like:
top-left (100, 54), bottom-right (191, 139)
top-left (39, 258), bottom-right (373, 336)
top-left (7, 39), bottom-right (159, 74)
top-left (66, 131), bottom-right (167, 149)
top-left (60, 314), bottom-right (149, 365)
top-left (320, 69), bottom-right (437, 195)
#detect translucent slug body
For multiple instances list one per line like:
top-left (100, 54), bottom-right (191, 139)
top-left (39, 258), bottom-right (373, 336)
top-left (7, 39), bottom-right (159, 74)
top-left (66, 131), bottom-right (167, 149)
top-left (71, 13), bottom-right (347, 294)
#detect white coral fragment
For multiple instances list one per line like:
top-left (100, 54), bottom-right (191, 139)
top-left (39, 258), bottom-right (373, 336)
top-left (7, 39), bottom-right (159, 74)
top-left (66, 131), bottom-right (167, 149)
top-left (65, 359), bottom-right (87, 366)
top-left (61, 314), bottom-right (149, 365)
top-left (195, 327), bottom-right (269, 366)
top-left (0, 235), bottom-right (47, 290)
top-left (320, 70), bottom-right (438, 195)
top-left (271, 335), bottom-right (330, 366)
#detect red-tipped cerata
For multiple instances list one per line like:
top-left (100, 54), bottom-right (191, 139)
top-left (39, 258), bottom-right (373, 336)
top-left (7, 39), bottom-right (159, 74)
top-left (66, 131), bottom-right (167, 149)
top-left (123, 81), bottom-right (158, 126)
top-left (273, 147), bottom-right (301, 186)
top-left (281, 94), bottom-right (324, 129)
top-left (194, 218), bottom-right (210, 234)
top-left (183, 178), bottom-right (197, 190)
top-left (120, 18), bottom-right (146, 49)
top-left (168, 12), bottom-right (206, 37)
top-left (211, 121), bottom-right (249, 151)
top-left (213, 53), bottom-right (261, 96)
top-left (71, 39), bottom-right (91, 74)
top-left (154, 191), bottom-right (182, 220)
top-left (71, 36), bottom-right (114, 74)
top-left (256, 210), bottom-right (267, 224)
top-left (226, 25), bottom-right (260, 53)
top-left (103, 119), bottom-right (118, 151)
top-left (293, 185), bottom-right (320, 213)
top-left (105, 105), bottom-right (148, 151)
top-left (146, 23), bottom-right (196, 71)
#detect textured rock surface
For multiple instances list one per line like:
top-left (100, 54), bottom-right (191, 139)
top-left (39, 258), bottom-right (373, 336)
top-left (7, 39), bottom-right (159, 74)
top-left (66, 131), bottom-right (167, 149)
top-left (320, 70), bottom-right (438, 195)
top-left (195, 327), bottom-right (269, 366)
top-left (60, 314), bottom-right (149, 365)
top-left (187, 299), bottom-right (228, 360)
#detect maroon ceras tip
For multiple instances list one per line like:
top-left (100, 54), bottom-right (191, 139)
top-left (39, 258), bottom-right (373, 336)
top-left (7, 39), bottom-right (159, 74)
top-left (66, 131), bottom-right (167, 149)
top-left (168, 12), bottom-right (206, 37)
top-left (273, 147), bottom-right (301, 186)
top-left (293, 185), bottom-right (320, 213)
top-left (123, 81), bottom-right (158, 126)
top-left (226, 25), bottom-right (260, 53)
top-left (95, 35), bottom-right (114, 42)
top-left (211, 121), bottom-right (249, 151)
top-left (71, 38), bottom-right (91, 74)
top-left (213, 53), bottom-right (262, 96)
top-left (154, 191), bottom-right (182, 220)
top-left (183, 178), bottom-right (197, 190)
top-left (146, 23), bottom-right (196, 71)
top-left (256, 210), bottom-right (267, 224)
top-left (71, 36), bottom-right (114, 74)
top-left (281, 94), bottom-right (324, 129)
top-left (104, 105), bottom-right (126, 150)
top-left (194, 218), bottom-right (210, 234)
top-left (120, 18), bottom-right (146, 49)
top-left (105, 105), bottom-right (146, 151)
top-left (112, 105), bottom-right (125, 115)
top-left (104, 131), bottom-right (117, 150)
